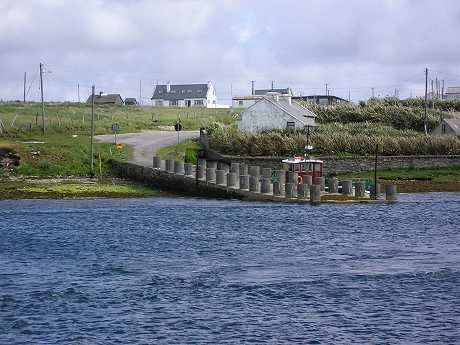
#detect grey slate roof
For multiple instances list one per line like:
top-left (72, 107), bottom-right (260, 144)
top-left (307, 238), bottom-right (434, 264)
top-left (256, 96), bottom-right (316, 126)
top-left (446, 87), bottom-right (460, 94)
top-left (86, 94), bottom-right (123, 104)
top-left (151, 84), bottom-right (208, 101)
top-left (125, 98), bottom-right (138, 104)
top-left (254, 88), bottom-right (292, 96)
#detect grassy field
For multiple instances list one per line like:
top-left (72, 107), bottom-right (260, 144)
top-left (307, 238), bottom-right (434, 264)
top-left (156, 139), bottom-right (202, 163)
top-left (0, 102), bottom-right (236, 136)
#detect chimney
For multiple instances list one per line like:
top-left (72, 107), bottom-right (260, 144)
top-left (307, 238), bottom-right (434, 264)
top-left (166, 82), bottom-right (171, 93)
top-left (99, 91), bottom-right (103, 96)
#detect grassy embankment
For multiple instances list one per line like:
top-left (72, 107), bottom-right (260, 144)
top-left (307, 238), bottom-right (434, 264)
top-left (0, 102), bottom-right (234, 198)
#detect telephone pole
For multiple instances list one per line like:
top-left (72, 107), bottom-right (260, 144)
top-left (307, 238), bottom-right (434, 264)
top-left (39, 63), bottom-right (45, 134)
top-left (371, 87), bottom-right (375, 98)
top-left (23, 72), bottom-right (27, 103)
top-left (442, 80), bottom-right (445, 100)
top-left (348, 88), bottom-right (351, 102)
top-left (251, 80), bottom-right (255, 95)
top-left (271, 80), bottom-right (274, 90)
top-left (325, 83), bottom-right (328, 96)
top-left (90, 85), bottom-right (95, 176)
top-left (139, 79), bottom-right (142, 105)
top-left (77, 83), bottom-right (80, 103)
top-left (424, 68), bottom-right (428, 134)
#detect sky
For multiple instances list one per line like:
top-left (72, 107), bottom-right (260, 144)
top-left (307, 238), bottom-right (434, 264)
top-left (1, 0), bottom-right (460, 104)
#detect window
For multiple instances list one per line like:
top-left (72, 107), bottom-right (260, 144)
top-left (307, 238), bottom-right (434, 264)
top-left (170, 100), bottom-right (178, 106)
top-left (194, 100), bottom-right (204, 106)
top-left (239, 100), bottom-right (244, 106)
top-left (287, 121), bottom-right (295, 130)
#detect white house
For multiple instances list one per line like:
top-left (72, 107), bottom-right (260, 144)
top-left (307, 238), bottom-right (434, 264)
top-left (445, 87), bottom-right (460, 101)
top-left (232, 88), bottom-right (292, 108)
top-left (237, 93), bottom-right (316, 133)
top-left (151, 82), bottom-right (217, 107)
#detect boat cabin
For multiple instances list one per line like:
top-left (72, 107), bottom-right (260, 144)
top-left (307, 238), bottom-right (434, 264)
top-left (282, 156), bottom-right (323, 182)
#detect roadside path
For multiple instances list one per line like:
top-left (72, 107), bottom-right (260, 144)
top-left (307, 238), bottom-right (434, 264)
top-left (95, 130), bottom-right (199, 167)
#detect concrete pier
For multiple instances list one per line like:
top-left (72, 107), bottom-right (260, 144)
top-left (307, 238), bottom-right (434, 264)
top-left (297, 183), bottom-right (308, 199)
top-left (165, 159), bottom-right (174, 173)
top-left (174, 160), bottom-right (185, 175)
top-left (196, 164), bottom-right (205, 180)
top-left (240, 163), bottom-right (249, 176)
top-left (313, 176), bottom-right (325, 191)
top-left (273, 182), bottom-right (282, 196)
top-left (207, 161), bottom-right (218, 170)
top-left (218, 162), bottom-right (230, 173)
top-left (249, 165), bottom-right (260, 177)
top-left (206, 168), bottom-right (216, 183)
top-left (184, 163), bottom-right (194, 177)
top-left (328, 177), bottom-right (338, 193)
top-left (285, 183), bottom-right (297, 198)
top-left (231, 163), bottom-right (240, 176)
top-left (239, 175), bottom-right (249, 190)
top-left (261, 168), bottom-right (272, 179)
top-left (227, 172), bottom-right (237, 188)
top-left (385, 184), bottom-right (397, 201)
top-left (216, 170), bottom-right (227, 186)
top-left (310, 185), bottom-right (321, 203)
top-left (341, 180), bottom-right (353, 195)
top-left (355, 181), bottom-right (366, 197)
top-left (287, 172), bottom-right (299, 184)
top-left (261, 178), bottom-right (272, 194)
top-left (153, 156), bottom-right (162, 169)
top-left (249, 175), bottom-right (260, 193)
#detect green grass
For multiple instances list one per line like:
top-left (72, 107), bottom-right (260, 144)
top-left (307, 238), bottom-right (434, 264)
top-left (156, 139), bottom-right (202, 163)
top-left (0, 102), bottom-right (236, 136)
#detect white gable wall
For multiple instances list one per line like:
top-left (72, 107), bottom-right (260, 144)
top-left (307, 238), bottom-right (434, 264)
top-left (238, 99), bottom-right (312, 133)
top-left (206, 82), bottom-right (217, 108)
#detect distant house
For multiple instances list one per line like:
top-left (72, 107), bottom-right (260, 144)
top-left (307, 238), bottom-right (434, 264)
top-left (293, 95), bottom-right (348, 105)
top-left (151, 82), bottom-right (216, 107)
top-left (444, 87), bottom-right (460, 101)
top-left (237, 93), bottom-right (316, 133)
top-left (232, 87), bottom-right (292, 108)
top-left (86, 93), bottom-right (123, 105)
top-left (432, 119), bottom-right (460, 135)
top-left (124, 98), bottom-right (138, 105)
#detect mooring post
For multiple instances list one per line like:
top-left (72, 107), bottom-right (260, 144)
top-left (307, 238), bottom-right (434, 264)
top-left (285, 182), bottom-right (297, 199)
top-left (355, 181), bottom-right (366, 197)
top-left (165, 159), bottom-right (174, 173)
top-left (218, 162), bottom-right (230, 173)
top-left (273, 181), bottom-right (282, 196)
top-left (261, 178), bottom-right (272, 194)
top-left (385, 184), bottom-right (397, 201)
top-left (153, 156), bottom-right (162, 169)
top-left (231, 162), bottom-right (240, 176)
top-left (303, 175), bottom-right (313, 186)
top-left (239, 175), bottom-right (250, 190)
top-left (216, 170), bottom-right (227, 186)
top-left (328, 177), bottom-right (338, 193)
top-left (341, 180), bottom-right (353, 195)
top-left (206, 168), bottom-right (216, 184)
top-left (287, 172), bottom-right (298, 184)
top-left (174, 160), bottom-right (185, 175)
top-left (207, 161), bottom-right (218, 170)
top-left (249, 175), bottom-right (261, 192)
top-left (227, 172), bottom-right (237, 188)
top-left (184, 163), bottom-right (193, 177)
top-left (313, 176), bottom-right (325, 191)
top-left (310, 185), bottom-right (321, 204)
top-left (297, 183), bottom-right (307, 199)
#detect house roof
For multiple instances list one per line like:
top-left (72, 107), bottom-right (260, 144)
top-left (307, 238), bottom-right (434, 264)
top-left (446, 87), bottom-right (460, 95)
top-left (293, 95), bottom-right (349, 102)
top-left (232, 95), bottom-right (262, 100)
top-left (125, 98), bottom-right (137, 102)
top-left (254, 88), bottom-right (292, 96)
top-left (443, 118), bottom-right (460, 134)
top-left (151, 84), bottom-right (209, 100)
top-left (87, 94), bottom-right (122, 104)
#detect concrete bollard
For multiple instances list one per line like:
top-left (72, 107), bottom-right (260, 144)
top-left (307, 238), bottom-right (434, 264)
top-left (310, 184), bottom-right (321, 203)
top-left (196, 164), bottom-right (205, 180)
top-left (297, 183), bottom-right (308, 199)
top-left (207, 161), bottom-right (218, 170)
top-left (285, 183), bottom-right (297, 198)
top-left (239, 175), bottom-right (249, 190)
top-left (355, 181), bottom-right (366, 197)
top-left (174, 160), bottom-right (185, 175)
top-left (328, 177), bottom-right (338, 193)
top-left (303, 175), bottom-right (313, 186)
top-left (273, 181), bottom-right (282, 196)
top-left (165, 159), bottom-right (174, 173)
top-left (370, 183), bottom-right (381, 198)
top-left (261, 178), bottom-right (272, 194)
top-left (198, 158), bottom-right (207, 169)
top-left (218, 162), bottom-right (230, 173)
top-left (153, 156), bottom-right (162, 169)
top-left (206, 168), bottom-right (216, 183)
top-left (385, 184), bottom-right (397, 201)
top-left (184, 163), bottom-right (194, 176)
top-left (341, 180), bottom-right (353, 195)
top-left (240, 163), bottom-right (249, 176)
top-left (287, 172), bottom-right (299, 184)
top-left (227, 172), bottom-right (237, 188)
top-left (249, 175), bottom-right (260, 193)
top-left (231, 162), bottom-right (240, 176)
top-left (249, 165), bottom-right (260, 177)
top-left (261, 168), bottom-right (272, 179)
top-left (216, 170), bottom-right (227, 186)
top-left (313, 176), bottom-right (325, 191)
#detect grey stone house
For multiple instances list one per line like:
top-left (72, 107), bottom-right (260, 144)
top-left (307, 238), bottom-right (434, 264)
top-left (432, 119), bottom-right (460, 135)
top-left (237, 93), bottom-right (316, 133)
top-left (86, 93), bottom-right (123, 105)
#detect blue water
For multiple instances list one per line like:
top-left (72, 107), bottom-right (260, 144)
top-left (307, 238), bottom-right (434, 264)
top-left (1, 193), bottom-right (459, 344)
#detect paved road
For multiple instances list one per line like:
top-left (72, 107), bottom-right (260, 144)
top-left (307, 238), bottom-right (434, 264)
top-left (95, 130), bottom-right (199, 167)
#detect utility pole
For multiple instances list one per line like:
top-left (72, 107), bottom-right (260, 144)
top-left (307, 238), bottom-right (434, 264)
top-left (39, 63), bottom-right (45, 134)
top-left (424, 68), bottom-right (428, 134)
top-left (348, 88), bottom-right (351, 102)
top-left (251, 80), bottom-right (255, 95)
top-left (90, 85), bottom-right (95, 176)
top-left (325, 83), bottom-right (328, 96)
top-left (23, 72), bottom-right (27, 103)
top-left (371, 87), bottom-right (375, 98)
top-left (271, 80), bottom-right (274, 90)
top-left (442, 80), bottom-right (445, 100)
top-left (77, 83), bottom-right (80, 103)
top-left (139, 79), bottom-right (142, 105)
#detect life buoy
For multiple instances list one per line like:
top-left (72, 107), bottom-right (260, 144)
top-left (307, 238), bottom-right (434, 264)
top-left (298, 175), bottom-right (303, 184)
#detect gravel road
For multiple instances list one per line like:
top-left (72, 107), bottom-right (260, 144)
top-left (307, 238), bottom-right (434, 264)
top-left (95, 130), bottom-right (199, 167)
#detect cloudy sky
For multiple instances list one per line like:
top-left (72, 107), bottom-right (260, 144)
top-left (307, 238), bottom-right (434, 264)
top-left (1, 0), bottom-right (460, 104)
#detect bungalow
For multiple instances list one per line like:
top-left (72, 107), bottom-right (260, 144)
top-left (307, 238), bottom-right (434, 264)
top-left (237, 93), bottom-right (316, 133)
top-left (232, 87), bottom-right (292, 108)
top-left (86, 93), bottom-right (123, 105)
top-left (293, 95), bottom-right (348, 105)
top-left (151, 82), bottom-right (217, 107)
top-left (432, 119), bottom-right (460, 135)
